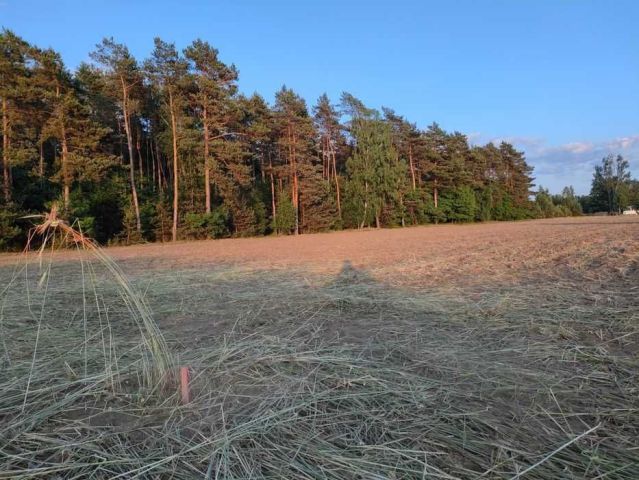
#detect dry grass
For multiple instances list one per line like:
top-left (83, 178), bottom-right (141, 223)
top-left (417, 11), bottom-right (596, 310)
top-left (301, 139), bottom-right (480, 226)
top-left (0, 217), bottom-right (638, 478)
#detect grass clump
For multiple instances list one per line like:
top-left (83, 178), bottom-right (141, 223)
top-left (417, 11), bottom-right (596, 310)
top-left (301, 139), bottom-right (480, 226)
top-left (0, 210), bottom-right (638, 478)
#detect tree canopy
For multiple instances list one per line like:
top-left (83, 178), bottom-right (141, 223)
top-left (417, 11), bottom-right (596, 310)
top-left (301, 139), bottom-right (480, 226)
top-left (0, 30), bottom-right (594, 250)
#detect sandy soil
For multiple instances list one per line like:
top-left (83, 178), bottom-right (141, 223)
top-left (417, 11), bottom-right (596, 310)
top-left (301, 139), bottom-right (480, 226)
top-left (2, 218), bottom-right (638, 479)
top-left (4, 216), bottom-right (638, 289)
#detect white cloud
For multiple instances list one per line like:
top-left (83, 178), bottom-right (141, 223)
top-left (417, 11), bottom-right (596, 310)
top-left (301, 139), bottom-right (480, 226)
top-left (555, 142), bottom-right (594, 155)
top-left (489, 136), bottom-right (545, 151)
top-left (606, 135), bottom-right (639, 150)
top-left (466, 132), bottom-right (482, 144)
top-left (480, 134), bottom-right (639, 195)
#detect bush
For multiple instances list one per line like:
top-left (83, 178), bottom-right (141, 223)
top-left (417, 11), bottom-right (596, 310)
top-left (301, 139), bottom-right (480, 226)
top-left (272, 194), bottom-right (295, 234)
top-left (442, 186), bottom-right (477, 222)
top-left (140, 201), bottom-right (159, 242)
top-left (0, 206), bottom-right (25, 251)
top-left (118, 202), bottom-right (144, 244)
top-left (69, 184), bottom-right (124, 244)
top-left (534, 189), bottom-right (555, 218)
top-left (182, 208), bottom-right (229, 240)
top-left (403, 188), bottom-right (435, 225)
top-left (230, 190), bottom-right (269, 237)
top-left (476, 188), bottom-right (494, 221)
top-left (492, 193), bottom-right (517, 221)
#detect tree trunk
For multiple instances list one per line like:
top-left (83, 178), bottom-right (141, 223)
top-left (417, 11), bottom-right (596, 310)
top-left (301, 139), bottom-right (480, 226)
top-left (169, 90), bottom-right (179, 241)
top-left (360, 181), bottom-right (369, 229)
top-left (149, 137), bottom-right (156, 190)
top-left (433, 184), bottom-right (439, 209)
top-left (2, 98), bottom-right (10, 203)
top-left (293, 171), bottom-right (299, 235)
top-left (408, 143), bottom-right (416, 190)
top-left (136, 129), bottom-right (144, 187)
top-left (288, 124), bottom-right (299, 235)
top-left (39, 140), bottom-right (44, 179)
top-left (331, 144), bottom-right (341, 218)
top-left (61, 128), bottom-right (70, 209)
top-left (269, 157), bottom-right (277, 233)
top-left (324, 137), bottom-right (329, 180)
top-left (203, 106), bottom-right (211, 214)
top-left (155, 138), bottom-right (164, 192)
top-left (120, 78), bottom-right (141, 233)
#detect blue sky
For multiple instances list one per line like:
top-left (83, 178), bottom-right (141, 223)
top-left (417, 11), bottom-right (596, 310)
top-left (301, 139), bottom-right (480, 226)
top-left (2, 0), bottom-right (638, 193)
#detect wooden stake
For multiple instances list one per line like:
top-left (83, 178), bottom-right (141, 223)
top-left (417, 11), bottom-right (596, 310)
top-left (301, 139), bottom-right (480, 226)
top-left (180, 366), bottom-right (190, 404)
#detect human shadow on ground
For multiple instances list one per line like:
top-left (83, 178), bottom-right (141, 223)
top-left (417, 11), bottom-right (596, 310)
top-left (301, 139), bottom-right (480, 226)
top-left (2, 253), bottom-right (637, 479)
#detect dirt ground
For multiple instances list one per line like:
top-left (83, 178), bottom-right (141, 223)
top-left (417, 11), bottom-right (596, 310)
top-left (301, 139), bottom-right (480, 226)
top-left (4, 215), bottom-right (637, 346)
top-left (4, 215), bottom-right (638, 288)
top-left (2, 216), bottom-right (638, 478)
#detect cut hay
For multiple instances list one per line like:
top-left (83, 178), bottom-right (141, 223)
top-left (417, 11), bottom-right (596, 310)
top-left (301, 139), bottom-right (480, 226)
top-left (1, 213), bottom-right (638, 478)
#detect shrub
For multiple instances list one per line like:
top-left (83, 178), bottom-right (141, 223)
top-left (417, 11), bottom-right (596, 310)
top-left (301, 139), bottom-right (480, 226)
top-left (272, 194), bottom-right (295, 234)
top-left (442, 186), bottom-right (477, 222)
top-left (403, 188), bottom-right (435, 225)
top-left (183, 208), bottom-right (230, 239)
top-left (0, 206), bottom-right (25, 251)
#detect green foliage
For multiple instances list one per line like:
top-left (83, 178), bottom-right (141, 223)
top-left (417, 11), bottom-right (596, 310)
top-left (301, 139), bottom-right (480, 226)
top-left (441, 186), bottom-right (477, 222)
top-left (182, 208), bottom-right (229, 239)
top-left (68, 182), bottom-right (125, 243)
top-left (587, 155), bottom-right (632, 213)
top-left (230, 190), bottom-right (268, 236)
top-left (152, 196), bottom-right (173, 243)
top-left (140, 200), bottom-right (159, 241)
top-left (534, 188), bottom-right (556, 218)
top-left (476, 188), bottom-right (494, 221)
top-left (272, 193), bottom-right (295, 234)
top-left (0, 206), bottom-right (24, 251)
top-left (341, 180), bottom-right (366, 229)
top-left (118, 202), bottom-right (144, 244)
top-left (0, 30), bottom-right (588, 251)
top-left (534, 186), bottom-right (582, 218)
top-left (429, 207), bottom-right (447, 224)
top-left (345, 105), bottom-right (404, 228)
top-left (558, 186), bottom-right (582, 216)
top-left (629, 180), bottom-right (639, 209)
top-left (404, 188), bottom-right (435, 225)
top-left (492, 193), bottom-right (517, 221)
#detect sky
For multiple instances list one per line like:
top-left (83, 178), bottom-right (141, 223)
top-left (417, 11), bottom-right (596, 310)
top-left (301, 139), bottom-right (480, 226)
top-left (1, 0), bottom-right (638, 193)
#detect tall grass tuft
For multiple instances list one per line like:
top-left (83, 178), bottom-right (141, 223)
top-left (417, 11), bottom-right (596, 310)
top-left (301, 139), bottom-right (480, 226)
top-left (0, 208), bottom-right (637, 478)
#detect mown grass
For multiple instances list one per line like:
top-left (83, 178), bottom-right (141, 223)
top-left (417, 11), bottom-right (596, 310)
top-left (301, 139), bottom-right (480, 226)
top-left (0, 226), bottom-right (638, 478)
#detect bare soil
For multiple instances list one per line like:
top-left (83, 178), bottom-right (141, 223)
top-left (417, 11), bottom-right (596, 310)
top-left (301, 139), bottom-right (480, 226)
top-left (2, 216), bottom-right (638, 478)
top-left (4, 216), bottom-right (638, 287)
top-left (5, 216), bottom-right (637, 348)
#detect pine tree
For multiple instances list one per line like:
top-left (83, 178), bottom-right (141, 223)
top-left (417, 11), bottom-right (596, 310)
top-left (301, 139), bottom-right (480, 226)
top-left (272, 86), bottom-right (316, 235)
top-left (184, 39), bottom-right (238, 214)
top-left (383, 107), bottom-right (420, 191)
top-left (342, 94), bottom-right (404, 228)
top-left (0, 31), bottom-right (570, 249)
top-left (32, 48), bottom-right (114, 210)
top-left (421, 123), bottom-right (452, 209)
top-left (0, 29), bottom-right (31, 203)
top-left (313, 94), bottom-right (344, 218)
top-left (498, 142), bottom-right (534, 207)
top-left (590, 154), bottom-right (631, 213)
top-left (237, 93), bottom-right (276, 231)
top-left (145, 38), bottom-right (189, 241)
top-left (91, 38), bottom-right (145, 232)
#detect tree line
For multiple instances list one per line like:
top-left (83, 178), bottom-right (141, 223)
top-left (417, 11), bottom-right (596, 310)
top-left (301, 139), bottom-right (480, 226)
top-left (0, 30), bottom-right (607, 250)
top-left (579, 154), bottom-right (638, 214)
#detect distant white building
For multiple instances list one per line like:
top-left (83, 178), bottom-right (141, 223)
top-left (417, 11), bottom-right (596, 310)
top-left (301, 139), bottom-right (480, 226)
top-left (622, 207), bottom-right (638, 215)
